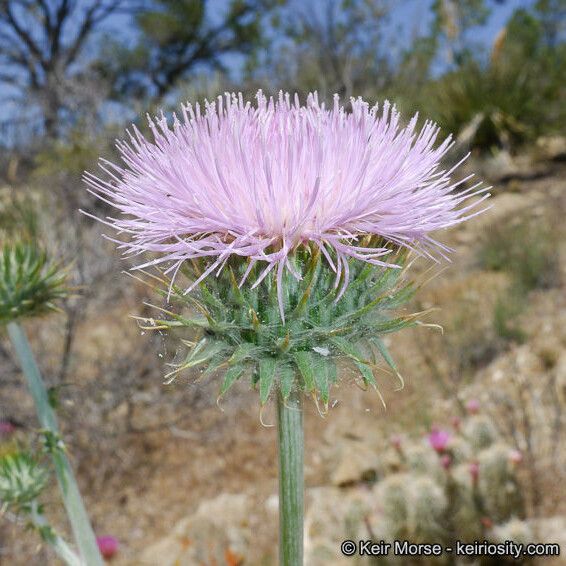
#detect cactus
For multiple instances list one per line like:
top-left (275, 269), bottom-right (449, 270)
top-left (447, 436), bottom-right (473, 465)
top-left (404, 444), bottom-right (444, 479)
top-left (405, 477), bottom-right (448, 542)
top-left (491, 518), bottom-right (533, 546)
top-left (368, 410), bottom-right (527, 565)
top-left (477, 443), bottom-right (524, 524)
top-left (463, 415), bottom-right (498, 451)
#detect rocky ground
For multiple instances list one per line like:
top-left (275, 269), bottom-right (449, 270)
top-left (1, 148), bottom-right (565, 565)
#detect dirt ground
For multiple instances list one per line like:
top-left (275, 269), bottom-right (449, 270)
top-left (1, 158), bottom-right (565, 565)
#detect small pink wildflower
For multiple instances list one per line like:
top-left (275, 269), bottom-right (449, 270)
top-left (469, 461), bottom-right (480, 485)
top-left (0, 420), bottom-right (16, 437)
top-left (84, 91), bottom-right (489, 318)
top-left (390, 434), bottom-right (403, 450)
top-left (428, 428), bottom-right (451, 453)
top-left (466, 399), bottom-right (481, 414)
top-left (440, 454), bottom-right (452, 470)
top-left (509, 449), bottom-right (523, 465)
top-left (96, 535), bottom-right (119, 560)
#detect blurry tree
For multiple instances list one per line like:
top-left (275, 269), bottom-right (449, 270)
top-left (423, 3), bottom-right (565, 151)
top-left (249, 0), bottom-right (392, 100)
top-left (102, 0), bottom-right (280, 102)
top-left (0, 0), bottom-right (131, 140)
top-left (430, 0), bottom-right (491, 66)
top-left (32, 128), bottom-right (120, 382)
top-left (387, 34), bottom-right (437, 112)
top-left (534, 0), bottom-right (566, 47)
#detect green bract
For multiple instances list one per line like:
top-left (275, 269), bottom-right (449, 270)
top-left (139, 242), bottom-right (418, 409)
top-left (0, 243), bottom-right (68, 324)
top-left (0, 452), bottom-right (48, 507)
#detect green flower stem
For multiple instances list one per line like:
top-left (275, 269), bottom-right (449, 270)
top-left (7, 322), bottom-right (103, 566)
top-left (29, 501), bottom-right (83, 566)
top-left (276, 388), bottom-right (304, 566)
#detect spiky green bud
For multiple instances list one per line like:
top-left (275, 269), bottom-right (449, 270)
top-left (0, 452), bottom-right (48, 507)
top-left (0, 243), bottom-right (68, 324)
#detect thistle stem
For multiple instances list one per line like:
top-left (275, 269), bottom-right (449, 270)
top-left (29, 501), bottom-right (83, 566)
top-left (276, 388), bottom-right (304, 566)
top-left (7, 322), bottom-right (103, 566)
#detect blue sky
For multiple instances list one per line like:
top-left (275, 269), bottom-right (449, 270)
top-left (0, 0), bottom-right (537, 138)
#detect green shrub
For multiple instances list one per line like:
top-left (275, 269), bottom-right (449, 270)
top-left (479, 218), bottom-right (560, 292)
top-left (421, 9), bottom-right (564, 152)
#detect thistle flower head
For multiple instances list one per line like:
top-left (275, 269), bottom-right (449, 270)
top-left (85, 91), bottom-right (489, 317)
top-left (0, 243), bottom-right (68, 324)
top-left (85, 91), bottom-right (489, 406)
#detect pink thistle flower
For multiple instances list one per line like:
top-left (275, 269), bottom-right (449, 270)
top-left (466, 399), bottom-right (481, 414)
top-left (84, 91), bottom-right (489, 318)
top-left (96, 535), bottom-right (119, 560)
top-left (428, 428), bottom-right (451, 453)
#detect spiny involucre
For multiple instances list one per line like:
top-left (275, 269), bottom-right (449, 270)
top-left (84, 91), bottom-right (489, 318)
top-left (0, 243), bottom-right (68, 324)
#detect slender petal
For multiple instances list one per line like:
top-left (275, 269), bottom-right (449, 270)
top-left (84, 91), bottom-right (489, 314)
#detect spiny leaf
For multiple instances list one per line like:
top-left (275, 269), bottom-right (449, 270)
top-left (329, 336), bottom-right (369, 363)
top-left (200, 354), bottom-right (227, 378)
top-left (314, 357), bottom-right (336, 405)
top-left (199, 283), bottom-right (226, 315)
top-left (371, 337), bottom-right (395, 370)
top-left (228, 267), bottom-right (245, 305)
top-left (292, 351), bottom-right (316, 392)
top-left (185, 340), bottom-right (229, 366)
top-left (259, 358), bottom-right (277, 404)
top-left (219, 364), bottom-right (245, 397)
top-left (278, 364), bottom-right (295, 401)
top-left (372, 315), bottom-right (418, 334)
top-left (354, 361), bottom-right (386, 408)
top-left (228, 342), bottom-right (262, 365)
top-left (132, 313), bottom-right (209, 330)
top-left (371, 336), bottom-right (404, 390)
top-left (141, 303), bottom-right (210, 328)
top-left (378, 283), bottom-right (415, 309)
top-left (164, 339), bottom-right (229, 383)
top-left (292, 246), bottom-right (321, 318)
